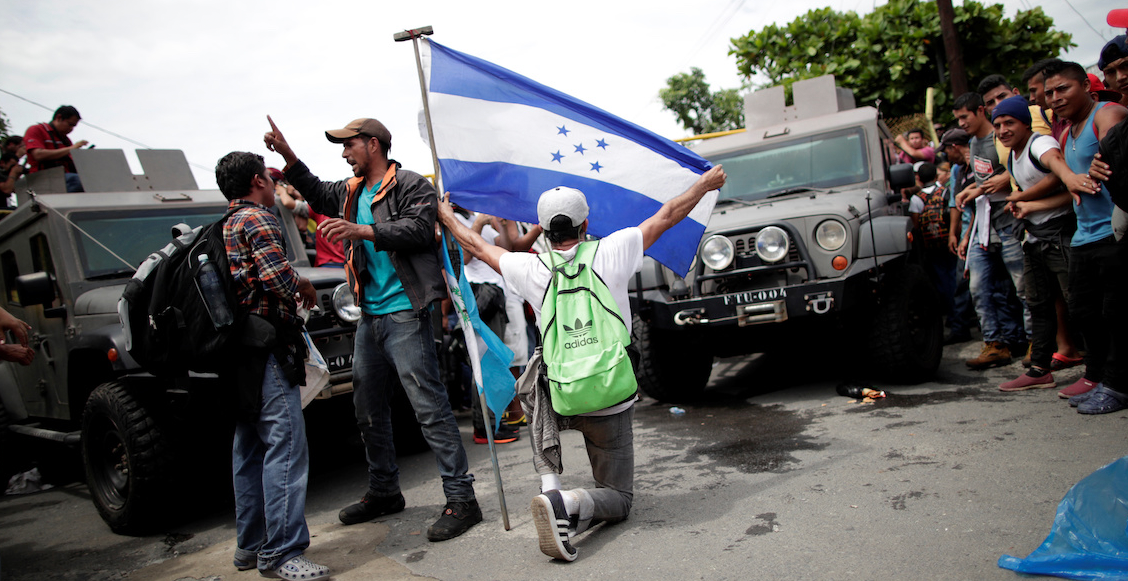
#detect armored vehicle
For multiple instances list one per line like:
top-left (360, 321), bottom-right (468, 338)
top-left (630, 75), bottom-right (943, 401)
top-left (0, 150), bottom-right (362, 533)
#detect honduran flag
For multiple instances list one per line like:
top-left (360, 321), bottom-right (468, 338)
top-left (422, 39), bottom-right (716, 277)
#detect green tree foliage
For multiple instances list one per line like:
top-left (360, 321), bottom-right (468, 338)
top-left (0, 106), bottom-right (10, 140)
top-left (728, 0), bottom-right (1074, 122)
top-left (660, 67), bottom-right (745, 135)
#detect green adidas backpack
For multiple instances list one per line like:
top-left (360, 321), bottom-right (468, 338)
top-left (539, 240), bottom-right (638, 416)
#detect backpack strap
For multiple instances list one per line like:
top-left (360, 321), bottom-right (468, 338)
top-left (1027, 140), bottom-right (1048, 174)
top-left (1006, 153), bottom-right (1018, 193)
top-left (537, 240), bottom-right (604, 340)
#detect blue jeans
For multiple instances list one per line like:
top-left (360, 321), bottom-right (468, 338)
top-left (967, 226), bottom-right (1029, 345)
top-left (949, 258), bottom-right (976, 337)
top-left (64, 172), bottom-right (84, 192)
top-left (353, 308), bottom-right (475, 502)
top-left (233, 354), bottom-right (310, 572)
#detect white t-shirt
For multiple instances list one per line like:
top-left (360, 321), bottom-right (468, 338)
top-left (499, 227), bottom-right (644, 334)
top-left (455, 213), bottom-right (506, 287)
top-left (500, 227), bottom-right (645, 415)
top-left (1011, 134), bottom-right (1071, 228)
top-left (908, 183), bottom-right (938, 214)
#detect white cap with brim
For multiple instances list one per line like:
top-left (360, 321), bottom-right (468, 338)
top-left (537, 187), bottom-right (589, 231)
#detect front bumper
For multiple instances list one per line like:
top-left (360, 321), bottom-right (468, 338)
top-left (645, 278), bottom-right (860, 331)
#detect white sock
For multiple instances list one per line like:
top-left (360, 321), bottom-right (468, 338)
top-left (540, 474), bottom-right (561, 492)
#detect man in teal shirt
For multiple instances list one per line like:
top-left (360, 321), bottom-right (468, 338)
top-left (266, 116), bottom-right (481, 541)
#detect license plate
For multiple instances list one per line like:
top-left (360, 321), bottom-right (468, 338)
top-left (326, 352), bottom-right (353, 374)
top-left (722, 288), bottom-right (788, 306)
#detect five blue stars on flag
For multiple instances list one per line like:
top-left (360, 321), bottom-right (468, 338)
top-left (551, 124), bottom-right (608, 173)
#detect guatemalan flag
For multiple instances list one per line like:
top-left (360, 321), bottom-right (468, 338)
top-left (440, 232), bottom-right (515, 433)
top-left (422, 39), bottom-right (716, 277)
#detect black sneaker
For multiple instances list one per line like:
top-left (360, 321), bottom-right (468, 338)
top-left (531, 490), bottom-right (577, 561)
top-left (473, 422), bottom-right (520, 444)
top-left (426, 499), bottom-right (483, 541)
top-left (338, 492), bottom-right (406, 525)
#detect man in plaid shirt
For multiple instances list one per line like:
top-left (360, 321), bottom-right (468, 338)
top-left (215, 151), bottom-right (327, 581)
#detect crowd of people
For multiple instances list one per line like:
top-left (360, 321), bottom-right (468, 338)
top-left (893, 34), bottom-right (1128, 417)
top-left (209, 114), bottom-right (723, 578)
top-left (1, 22), bottom-right (1125, 581)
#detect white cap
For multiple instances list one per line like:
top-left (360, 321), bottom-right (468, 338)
top-left (537, 186), bottom-right (589, 230)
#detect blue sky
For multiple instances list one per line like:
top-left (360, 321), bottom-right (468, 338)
top-left (0, 0), bottom-right (1116, 190)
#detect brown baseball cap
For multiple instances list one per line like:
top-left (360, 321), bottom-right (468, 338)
top-left (939, 128), bottom-right (971, 150)
top-left (325, 118), bottom-right (392, 146)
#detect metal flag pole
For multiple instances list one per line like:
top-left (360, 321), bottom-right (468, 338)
top-left (395, 25), bottom-right (512, 531)
top-left (395, 25), bottom-right (444, 195)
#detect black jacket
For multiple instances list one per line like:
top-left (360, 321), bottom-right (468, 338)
top-left (1098, 119), bottom-right (1128, 213)
top-left (285, 160), bottom-right (446, 311)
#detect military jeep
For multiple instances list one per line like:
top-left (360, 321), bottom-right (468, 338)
top-left (630, 75), bottom-right (942, 401)
top-left (0, 149), bottom-right (361, 533)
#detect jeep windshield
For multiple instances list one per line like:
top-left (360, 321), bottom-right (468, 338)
top-left (710, 127), bottom-right (869, 203)
top-left (70, 208), bottom-right (227, 278)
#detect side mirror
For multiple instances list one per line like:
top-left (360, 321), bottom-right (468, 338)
top-left (14, 272), bottom-right (56, 307)
top-left (888, 163), bottom-right (915, 191)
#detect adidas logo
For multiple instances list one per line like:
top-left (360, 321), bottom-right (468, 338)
top-left (563, 318), bottom-right (592, 338)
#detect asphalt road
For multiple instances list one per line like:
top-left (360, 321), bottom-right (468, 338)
top-left (2, 341), bottom-right (1127, 581)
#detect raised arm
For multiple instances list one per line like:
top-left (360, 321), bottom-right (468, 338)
top-left (638, 165), bottom-right (726, 250)
top-left (436, 198), bottom-right (509, 274)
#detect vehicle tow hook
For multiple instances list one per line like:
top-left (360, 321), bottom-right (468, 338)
top-left (806, 292), bottom-right (834, 315)
top-left (674, 308), bottom-right (706, 325)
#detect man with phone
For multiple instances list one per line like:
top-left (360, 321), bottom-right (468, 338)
top-left (22, 105), bottom-right (87, 192)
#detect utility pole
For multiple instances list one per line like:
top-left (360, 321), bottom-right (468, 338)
top-left (937, 0), bottom-right (968, 98)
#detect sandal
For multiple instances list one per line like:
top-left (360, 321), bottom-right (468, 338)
top-left (1051, 352), bottom-right (1083, 371)
top-left (263, 555), bottom-right (329, 581)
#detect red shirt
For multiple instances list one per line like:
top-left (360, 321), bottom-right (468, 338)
top-left (23, 122), bottom-right (75, 173)
top-left (308, 207), bottom-right (346, 266)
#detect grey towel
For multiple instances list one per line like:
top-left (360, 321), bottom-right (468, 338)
top-left (517, 348), bottom-right (562, 474)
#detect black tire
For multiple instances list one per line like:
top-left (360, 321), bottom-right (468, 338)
top-left (82, 381), bottom-right (171, 534)
top-left (0, 396), bottom-right (12, 487)
top-left (631, 314), bottom-right (713, 402)
top-left (867, 265), bottom-right (943, 383)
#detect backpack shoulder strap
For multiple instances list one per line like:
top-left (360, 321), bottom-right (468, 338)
top-left (1027, 138), bottom-right (1048, 174)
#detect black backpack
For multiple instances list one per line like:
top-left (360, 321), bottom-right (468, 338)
top-left (119, 207), bottom-right (244, 376)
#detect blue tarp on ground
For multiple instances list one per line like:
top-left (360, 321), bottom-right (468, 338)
top-left (999, 455), bottom-right (1128, 580)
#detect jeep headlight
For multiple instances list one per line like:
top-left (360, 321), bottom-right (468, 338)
top-left (701, 235), bottom-right (735, 270)
top-left (815, 220), bottom-right (847, 251)
top-left (332, 283), bottom-right (362, 323)
top-left (755, 226), bottom-right (789, 263)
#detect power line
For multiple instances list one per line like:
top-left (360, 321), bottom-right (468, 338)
top-left (680, 0), bottom-right (748, 73)
top-left (0, 87), bottom-right (213, 173)
top-left (1059, 0), bottom-right (1110, 43)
